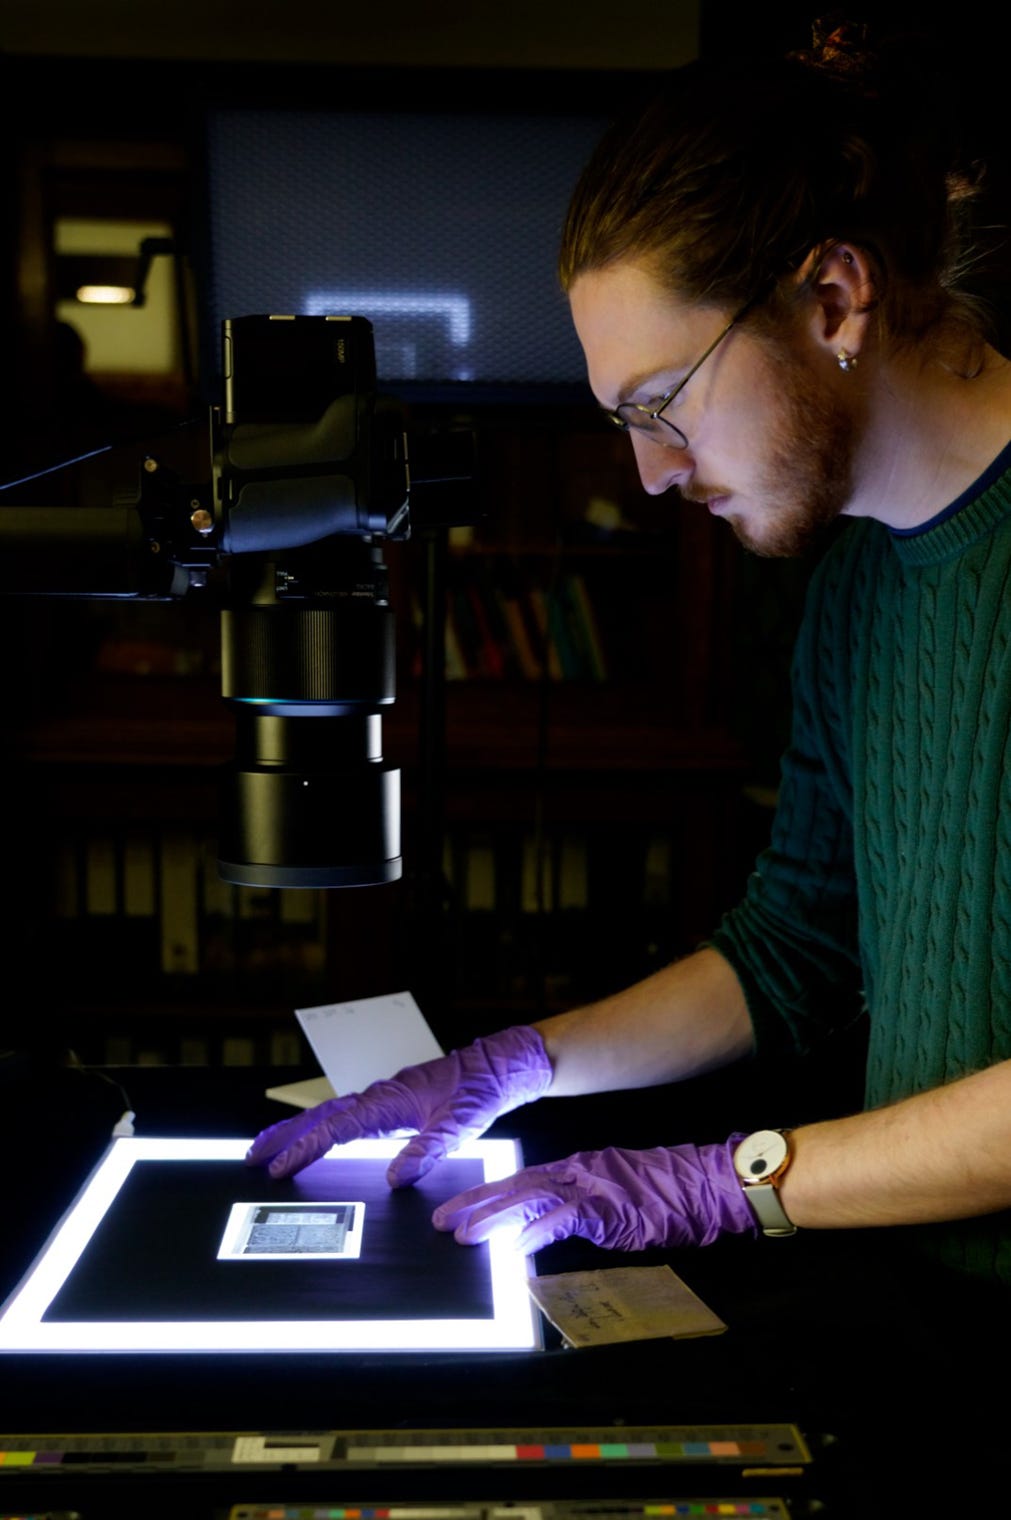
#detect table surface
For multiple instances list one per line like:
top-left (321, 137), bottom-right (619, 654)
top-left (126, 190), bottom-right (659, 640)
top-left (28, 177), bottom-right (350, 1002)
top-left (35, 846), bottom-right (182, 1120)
top-left (2, 1055), bottom-right (1008, 1515)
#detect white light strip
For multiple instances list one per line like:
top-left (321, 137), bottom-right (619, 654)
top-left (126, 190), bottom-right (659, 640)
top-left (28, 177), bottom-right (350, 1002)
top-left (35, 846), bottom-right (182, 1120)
top-left (0, 1136), bottom-right (538, 1355)
top-left (304, 291), bottom-right (472, 345)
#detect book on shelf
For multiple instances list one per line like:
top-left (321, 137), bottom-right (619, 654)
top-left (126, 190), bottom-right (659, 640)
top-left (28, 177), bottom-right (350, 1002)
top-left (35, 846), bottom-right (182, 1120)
top-left (495, 557), bottom-right (545, 681)
top-left (527, 586), bottom-right (565, 681)
top-left (564, 571), bottom-right (609, 682)
top-left (517, 580), bottom-right (551, 675)
top-left (471, 559), bottom-right (521, 679)
top-left (499, 588), bottom-right (542, 680)
top-left (444, 603), bottom-right (468, 680)
top-left (450, 583), bottom-right (487, 678)
top-left (541, 572), bottom-right (609, 683)
top-left (435, 558), bottom-right (613, 684)
top-left (464, 577), bottom-right (507, 679)
top-left (547, 581), bottom-right (582, 680)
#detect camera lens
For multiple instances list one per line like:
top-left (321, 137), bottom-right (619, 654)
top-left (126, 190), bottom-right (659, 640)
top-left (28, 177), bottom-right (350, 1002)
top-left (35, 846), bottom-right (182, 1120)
top-left (216, 546), bottom-right (401, 888)
top-left (218, 710), bottom-right (401, 888)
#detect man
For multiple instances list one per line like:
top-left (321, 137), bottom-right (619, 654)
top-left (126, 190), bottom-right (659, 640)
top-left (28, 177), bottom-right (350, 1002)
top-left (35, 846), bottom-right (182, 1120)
top-left (248, 28), bottom-right (1011, 1284)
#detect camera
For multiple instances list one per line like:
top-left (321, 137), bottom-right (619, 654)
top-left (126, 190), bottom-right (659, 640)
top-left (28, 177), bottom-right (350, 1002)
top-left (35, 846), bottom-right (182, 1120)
top-left (0, 313), bottom-right (478, 889)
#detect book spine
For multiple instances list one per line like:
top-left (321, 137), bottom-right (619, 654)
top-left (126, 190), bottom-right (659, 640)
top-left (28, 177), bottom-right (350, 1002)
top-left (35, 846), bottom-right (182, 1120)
top-left (529, 586), bottom-right (564, 680)
top-left (474, 561), bottom-right (519, 678)
top-left (465, 578), bottom-right (506, 678)
top-left (444, 602), bottom-right (468, 680)
top-left (565, 571), bottom-right (609, 682)
top-left (451, 584), bottom-right (485, 677)
top-left (500, 590), bottom-right (542, 679)
top-left (547, 583), bottom-right (581, 679)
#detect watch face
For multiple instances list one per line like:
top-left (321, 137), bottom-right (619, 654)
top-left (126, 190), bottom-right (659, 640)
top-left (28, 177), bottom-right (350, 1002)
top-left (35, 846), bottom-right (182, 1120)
top-left (735, 1129), bottom-right (789, 1182)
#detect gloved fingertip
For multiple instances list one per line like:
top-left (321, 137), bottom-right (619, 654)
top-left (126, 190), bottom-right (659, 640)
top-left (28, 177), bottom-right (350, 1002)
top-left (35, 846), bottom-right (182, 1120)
top-left (389, 1135), bottom-right (446, 1187)
top-left (387, 1154), bottom-right (430, 1188)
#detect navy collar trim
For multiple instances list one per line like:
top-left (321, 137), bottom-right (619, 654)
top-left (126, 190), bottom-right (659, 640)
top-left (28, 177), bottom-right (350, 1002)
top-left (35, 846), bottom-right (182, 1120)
top-left (889, 436), bottom-right (1011, 538)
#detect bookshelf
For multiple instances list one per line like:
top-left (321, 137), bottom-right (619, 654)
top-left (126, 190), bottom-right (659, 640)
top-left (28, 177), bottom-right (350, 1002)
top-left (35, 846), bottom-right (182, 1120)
top-left (0, 46), bottom-right (814, 1069)
top-left (390, 408), bottom-right (805, 1041)
top-left (2, 404), bottom-right (800, 1065)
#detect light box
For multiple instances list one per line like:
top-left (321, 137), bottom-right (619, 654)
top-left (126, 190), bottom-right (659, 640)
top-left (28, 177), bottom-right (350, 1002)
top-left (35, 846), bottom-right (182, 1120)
top-left (0, 1136), bottom-right (540, 1355)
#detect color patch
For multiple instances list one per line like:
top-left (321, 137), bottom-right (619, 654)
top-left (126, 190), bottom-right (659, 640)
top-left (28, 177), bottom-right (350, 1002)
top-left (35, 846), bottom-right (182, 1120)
top-left (346, 1438), bottom-right (769, 1464)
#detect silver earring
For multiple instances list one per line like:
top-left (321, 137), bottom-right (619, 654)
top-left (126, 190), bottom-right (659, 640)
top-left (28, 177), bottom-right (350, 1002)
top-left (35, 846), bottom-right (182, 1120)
top-left (837, 348), bottom-right (858, 372)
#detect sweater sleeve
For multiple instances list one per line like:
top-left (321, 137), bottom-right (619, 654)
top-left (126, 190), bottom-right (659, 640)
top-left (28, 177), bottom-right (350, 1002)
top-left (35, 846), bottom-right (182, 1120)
top-left (707, 532), bottom-right (866, 1058)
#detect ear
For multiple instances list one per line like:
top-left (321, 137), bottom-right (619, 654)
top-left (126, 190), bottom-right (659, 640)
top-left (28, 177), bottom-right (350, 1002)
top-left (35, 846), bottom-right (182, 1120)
top-left (795, 242), bottom-right (875, 362)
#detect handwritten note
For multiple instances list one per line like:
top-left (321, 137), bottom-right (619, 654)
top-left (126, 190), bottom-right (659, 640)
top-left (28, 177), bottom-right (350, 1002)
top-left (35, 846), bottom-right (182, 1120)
top-left (527, 1265), bottom-right (727, 1348)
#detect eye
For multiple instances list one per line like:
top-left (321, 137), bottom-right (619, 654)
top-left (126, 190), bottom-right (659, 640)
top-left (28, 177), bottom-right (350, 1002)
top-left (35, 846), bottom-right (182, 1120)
top-left (646, 392), bottom-right (670, 411)
top-left (643, 382), bottom-right (682, 415)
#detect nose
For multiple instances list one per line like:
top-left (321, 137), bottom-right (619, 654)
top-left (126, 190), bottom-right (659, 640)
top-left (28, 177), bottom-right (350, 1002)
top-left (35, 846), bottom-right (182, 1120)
top-left (629, 430), bottom-right (692, 496)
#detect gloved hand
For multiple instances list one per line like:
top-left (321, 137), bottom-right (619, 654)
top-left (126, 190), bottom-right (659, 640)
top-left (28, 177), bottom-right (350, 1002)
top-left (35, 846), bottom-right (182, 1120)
top-left (245, 1024), bottom-right (553, 1186)
top-left (431, 1136), bottom-right (755, 1254)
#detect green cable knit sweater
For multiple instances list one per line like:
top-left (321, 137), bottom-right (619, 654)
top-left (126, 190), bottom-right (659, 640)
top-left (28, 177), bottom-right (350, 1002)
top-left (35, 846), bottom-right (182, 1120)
top-left (711, 445), bottom-right (1011, 1285)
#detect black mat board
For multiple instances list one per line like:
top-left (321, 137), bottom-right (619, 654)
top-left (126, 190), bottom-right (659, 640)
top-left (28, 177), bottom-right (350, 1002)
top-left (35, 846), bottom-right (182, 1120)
top-left (45, 1153), bottom-right (492, 1323)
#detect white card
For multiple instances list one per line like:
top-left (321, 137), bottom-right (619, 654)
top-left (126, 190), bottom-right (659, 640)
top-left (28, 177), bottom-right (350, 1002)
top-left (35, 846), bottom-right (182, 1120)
top-left (293, 990), bottom-right (444, 1098)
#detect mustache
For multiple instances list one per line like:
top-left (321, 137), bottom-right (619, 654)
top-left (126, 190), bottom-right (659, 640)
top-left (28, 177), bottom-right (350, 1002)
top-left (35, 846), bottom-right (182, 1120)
top-left (676, 482), bottom-right (728, 505)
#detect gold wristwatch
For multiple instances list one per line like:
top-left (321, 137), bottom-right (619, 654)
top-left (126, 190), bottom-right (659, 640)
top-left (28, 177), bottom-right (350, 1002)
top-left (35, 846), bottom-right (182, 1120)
top-left (733, 1129), bottom-right (797, 1237)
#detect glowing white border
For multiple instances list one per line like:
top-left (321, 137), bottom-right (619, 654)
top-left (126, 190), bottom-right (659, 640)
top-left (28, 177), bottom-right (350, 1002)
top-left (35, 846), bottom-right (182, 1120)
top-left (0, 1137), bottom-right (539, 1355)
top-left (303, 293), bottom-right (472, 346)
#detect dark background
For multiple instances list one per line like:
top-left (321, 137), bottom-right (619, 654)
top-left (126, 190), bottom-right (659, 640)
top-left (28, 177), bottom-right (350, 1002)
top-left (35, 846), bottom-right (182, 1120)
top-left (1, 2), bottom-right (1008, 1077)
top-left (2, 14), bottom-right (1011, 1520)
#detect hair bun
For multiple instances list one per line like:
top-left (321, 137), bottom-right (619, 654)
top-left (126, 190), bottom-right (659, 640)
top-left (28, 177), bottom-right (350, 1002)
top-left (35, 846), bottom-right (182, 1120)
top-left (789, 14), bottom-right (876, 81)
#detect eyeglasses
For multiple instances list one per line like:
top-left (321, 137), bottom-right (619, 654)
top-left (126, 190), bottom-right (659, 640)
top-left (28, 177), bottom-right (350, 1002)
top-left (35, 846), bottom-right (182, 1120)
top-left (604, 298), bottom-right (755, 450)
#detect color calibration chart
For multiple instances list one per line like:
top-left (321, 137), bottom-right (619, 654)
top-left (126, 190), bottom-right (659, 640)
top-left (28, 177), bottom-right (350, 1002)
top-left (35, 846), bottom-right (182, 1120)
top-left (228, 1503), bottom-right (793, 1520)
top-left (0, 1424), bottom-right (811, 1474)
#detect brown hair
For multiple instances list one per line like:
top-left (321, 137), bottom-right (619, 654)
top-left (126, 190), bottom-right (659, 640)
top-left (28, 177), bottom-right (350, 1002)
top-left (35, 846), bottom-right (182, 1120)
top-left (558, 24), bottom-right (994, 352)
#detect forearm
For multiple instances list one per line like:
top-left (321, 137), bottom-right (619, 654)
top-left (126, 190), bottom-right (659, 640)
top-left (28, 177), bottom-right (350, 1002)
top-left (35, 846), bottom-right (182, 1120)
top-left (780, 1058), bottom-right (1011, 1228)
top-left (533, 946), bottom-right (755, 1097)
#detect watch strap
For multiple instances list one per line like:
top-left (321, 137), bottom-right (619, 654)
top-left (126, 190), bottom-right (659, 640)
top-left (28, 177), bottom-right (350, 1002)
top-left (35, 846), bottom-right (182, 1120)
top-left (741, 1178), bottom-right (796, 1237)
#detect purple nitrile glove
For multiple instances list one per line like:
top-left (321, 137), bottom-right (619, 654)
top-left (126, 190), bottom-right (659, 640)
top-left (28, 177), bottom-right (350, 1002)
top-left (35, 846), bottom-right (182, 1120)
top-left (431, 1135), bottom-right (756, 1255)
top-left (245, 1025), bottom-right (553, 1186)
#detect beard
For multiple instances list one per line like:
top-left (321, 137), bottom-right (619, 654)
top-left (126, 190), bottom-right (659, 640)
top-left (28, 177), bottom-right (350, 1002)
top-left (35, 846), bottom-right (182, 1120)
top-left (686, 349), bottom-right (862, 559)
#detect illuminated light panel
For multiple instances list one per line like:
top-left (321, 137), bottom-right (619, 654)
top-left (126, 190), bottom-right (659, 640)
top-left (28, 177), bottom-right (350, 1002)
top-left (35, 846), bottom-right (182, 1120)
top-left (0, 1136), bottom-right (539, 1355)
top-left (304, 292), bottom-right (472, 345)
top-left (75, 284), bottom-right (136, 304)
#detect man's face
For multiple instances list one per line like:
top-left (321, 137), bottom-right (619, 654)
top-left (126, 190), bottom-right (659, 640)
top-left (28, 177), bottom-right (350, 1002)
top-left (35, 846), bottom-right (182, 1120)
top-left (568, 259), bottom-right (863, 557)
